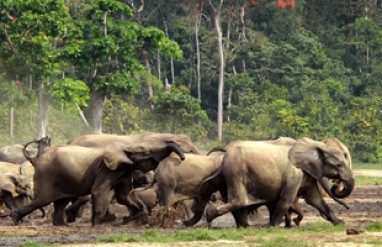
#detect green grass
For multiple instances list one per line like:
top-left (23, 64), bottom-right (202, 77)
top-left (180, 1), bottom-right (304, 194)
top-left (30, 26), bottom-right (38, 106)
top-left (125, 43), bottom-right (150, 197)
top-left (355, 175), bottom-right (382, 185)
top-left (97, 222), bottom-right (345, 244)
top-left (353, 162), bottom-right (382, 170)
top-left (18, 242), bottom-right (59, 247)
top-left (365, 221), bottom-right (382, 231)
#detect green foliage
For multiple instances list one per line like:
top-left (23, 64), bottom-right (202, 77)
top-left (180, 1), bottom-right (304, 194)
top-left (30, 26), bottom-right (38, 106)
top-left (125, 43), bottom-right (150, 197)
top-left (149, 85), bottom-right (212, 139)
top-left (103, 95), bottom-right (146, 134)
top-left (49, 78), bottom-right (90, 106)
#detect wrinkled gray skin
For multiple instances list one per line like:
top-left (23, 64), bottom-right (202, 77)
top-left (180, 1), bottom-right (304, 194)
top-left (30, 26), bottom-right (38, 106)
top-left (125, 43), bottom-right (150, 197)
top-left (122, 152), bottom-right (224, 225)
top-left (123, 187), bottom-right (158, 224)
top-left (202, 138), bottom-right (354, 227)
top-left (155, 152), bottom-right (224, 206)
top-left (11, 137), bottom-right (186, 226)
top-left (0, 173), bottom-right (32, 214)
top-left (64, 169), bottom-right (154, 223)
top-left (67, 133), bottom-right (199, 215)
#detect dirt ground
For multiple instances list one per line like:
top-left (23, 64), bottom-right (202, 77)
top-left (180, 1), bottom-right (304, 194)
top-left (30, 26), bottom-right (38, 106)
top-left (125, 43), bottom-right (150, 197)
top-left (0, 170), bottom-right (381, 247)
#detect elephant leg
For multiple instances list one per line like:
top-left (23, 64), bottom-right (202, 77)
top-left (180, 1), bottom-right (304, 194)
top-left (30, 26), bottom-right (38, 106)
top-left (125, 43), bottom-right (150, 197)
top-left (3, 192), bottom-right (17, 210)
top-left (53, 198), bottom-right (70, 226)
top-left (302, 186), bottom-right (343, 225)
top-left (156, 180), bottom-right (174, 206)
top-left (65, 195), bottom-right (90, 223)
top-left (114, 177), bottom-right (133, 207)
top-left (269, 178), bottom-right (300, 226)
top-left (91, 179), bottom-right (115, 226)
top-left (11, 197), bottom-right (52, 224)
top-left (232, 208), bottom-right (249, 228)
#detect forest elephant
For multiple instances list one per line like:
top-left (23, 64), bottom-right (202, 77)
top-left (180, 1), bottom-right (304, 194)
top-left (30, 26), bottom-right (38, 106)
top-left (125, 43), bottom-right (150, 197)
top-left (202, 137), bottom-right (354, 227)
top-left (123, 152), bottom-right (224, 225)
top-left (0, 173), bottom-right (32, 215)
top-left (67, 133), bottom-right (199, 213)
top-left (11, 136), bottom-right (186, 226)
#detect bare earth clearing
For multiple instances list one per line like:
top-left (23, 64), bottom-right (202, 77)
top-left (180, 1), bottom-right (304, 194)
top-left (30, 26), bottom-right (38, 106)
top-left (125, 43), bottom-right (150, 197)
top-left (0, 170), bottom-right (381, 247)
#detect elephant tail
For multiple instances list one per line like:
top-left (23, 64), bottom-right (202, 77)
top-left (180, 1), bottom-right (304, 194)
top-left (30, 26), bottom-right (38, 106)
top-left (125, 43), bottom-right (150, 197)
top-left (23, 140), bottom-right (37, 162)
top-left (23, 136), bottom-right (51, 163)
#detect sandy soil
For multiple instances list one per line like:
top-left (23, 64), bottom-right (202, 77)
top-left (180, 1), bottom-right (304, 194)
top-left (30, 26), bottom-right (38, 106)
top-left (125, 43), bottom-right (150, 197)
top-left (0, 170), bottom-right (381, 247)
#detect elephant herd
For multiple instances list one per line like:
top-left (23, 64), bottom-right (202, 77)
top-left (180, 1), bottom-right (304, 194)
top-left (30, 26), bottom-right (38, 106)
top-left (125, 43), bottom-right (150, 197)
top-left (0, 132), bottom-right (354, 229)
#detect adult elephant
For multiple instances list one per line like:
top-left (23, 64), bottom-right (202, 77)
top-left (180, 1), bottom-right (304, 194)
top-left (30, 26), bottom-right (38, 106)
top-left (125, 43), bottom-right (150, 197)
top-left (67, 132), bottom-right (200, 212)
top-left (11, 138), bottom-right (186, 226)
top-left (203, 137), bottom-right (354, 226)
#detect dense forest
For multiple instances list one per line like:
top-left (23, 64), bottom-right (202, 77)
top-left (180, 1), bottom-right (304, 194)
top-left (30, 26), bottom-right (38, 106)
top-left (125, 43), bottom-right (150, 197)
top-left (0, 0), bottom-right (381, 162)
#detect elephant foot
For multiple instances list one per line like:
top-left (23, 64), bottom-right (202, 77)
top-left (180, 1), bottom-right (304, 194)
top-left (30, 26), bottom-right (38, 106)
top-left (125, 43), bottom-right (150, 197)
top-left (332, 218), bottom-right (344, 225)
top-left (53, 221), bottom-right (68, 226)
top-left (205, 205), bottom-right (218, 223)
top-left (10, 210), bottom-right (21, 225)
top-left (293, 218), bottom-right (301, 227)
top-left (122, 215), bottom-right (136, 224)
top-left (65, 209), bottom-right (77, 223)
top-left (103, 212), bottom-right (117, 222)
top-left (183, 218), bottom-right (197, 227)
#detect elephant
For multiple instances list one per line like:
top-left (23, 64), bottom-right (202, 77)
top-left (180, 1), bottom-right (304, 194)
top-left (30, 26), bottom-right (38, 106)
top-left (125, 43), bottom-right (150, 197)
top-left (123, 186), bottom-right (158, 224)
top-left (64, 169), bottom-right (155, 223)
top-left (67, 132), bottom-right (200, 218)
top-left (0, 173), bottom-right (32, 215)
top-left (154, 152), bottom-right (224, 206)
top-left (201, 137), bottom-right (354, 227)
top-left (0, 145), bottom-right (37, 164)
top-left (11, 137), bottom-right (186, 226)
top-left (121, 152), bottom-right (224, 226)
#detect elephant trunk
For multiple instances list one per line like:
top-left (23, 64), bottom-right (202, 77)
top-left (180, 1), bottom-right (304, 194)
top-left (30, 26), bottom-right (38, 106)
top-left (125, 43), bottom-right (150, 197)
top-left (319, 178), bottom-right (350, 209)
top-left (330, 176), bottom-right (355, 199)
top-left (167, 142), bottom-right (185, 160)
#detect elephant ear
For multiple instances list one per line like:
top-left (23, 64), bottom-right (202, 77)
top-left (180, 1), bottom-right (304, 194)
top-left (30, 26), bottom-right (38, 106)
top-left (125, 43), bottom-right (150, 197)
top-left (288, 137), bottom-right (330, 180)
top-left (324, 138), bottom-right (352, 168)
top-left (0, 173), bottom-right (18, 197)
top-left (103, 142), bottom-right (134, 170)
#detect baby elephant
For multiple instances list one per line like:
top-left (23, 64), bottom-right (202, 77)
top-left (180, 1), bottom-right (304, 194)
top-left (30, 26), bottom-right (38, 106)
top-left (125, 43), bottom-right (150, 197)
top-left (123, 187), bottom-right (157, 225)
top-left (0, 173), bottom-right (32, 214)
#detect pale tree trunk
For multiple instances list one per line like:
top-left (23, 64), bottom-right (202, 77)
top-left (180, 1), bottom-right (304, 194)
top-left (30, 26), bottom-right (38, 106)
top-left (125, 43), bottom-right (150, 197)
top-left (9, 106), bottom-right (14, 139)
top-left (91, 89), bottom-right (104, 133)
top-left (195, 3), bottom-right (202, 101)
top-left (143, 52), bottom-right (153, 98)
top-left (210, 0), bottom-right (225, 141)
top-left (163, 19), bottom-right (175, 84)
top-left (38, 82), bottom-right (48, 138)
top-left (157, 51), bottom-right (161, 81)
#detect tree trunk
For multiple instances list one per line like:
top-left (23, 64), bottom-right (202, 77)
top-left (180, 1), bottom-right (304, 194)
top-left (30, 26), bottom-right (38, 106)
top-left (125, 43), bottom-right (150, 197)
top-left (38, 82), bottom-right (48, 138)
top-left (211, 0), bottom-right (225, 141)
top-left (195, 9), bottom-right (202, 101)
top-left (9, 106), bottom-right (14, 139)
top-left (157, 51), bottom-right (161, 82)
top-left (91, 89), bottom-right (104, 133)
top-left (76, 104), bottom-right (90, 128)
top-left (163, 19), bottom-right (175, 84)
top-left (143, 52), bottom-right (153, 98)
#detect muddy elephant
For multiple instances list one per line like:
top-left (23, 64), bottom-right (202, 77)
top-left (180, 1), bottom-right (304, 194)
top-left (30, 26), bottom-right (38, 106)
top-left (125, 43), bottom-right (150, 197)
top-left (0, 145), bottom-right (38, 164)
top-left (67, 132), bottom-right (199, 214)
top-left (202, 137), bottom-right (354, 226)
top-left (0, 173), bottom-right (32, 214)
top-left (123, 152), bottom-right (224, 225)
top-left (123, 187), bottom-right (158, 224)
top-left (154, 152), bottom-right (224, 206)
top-left (64, 169), bottom-right (154, 223)
top-left (11, 138), bottom-right (186, 226)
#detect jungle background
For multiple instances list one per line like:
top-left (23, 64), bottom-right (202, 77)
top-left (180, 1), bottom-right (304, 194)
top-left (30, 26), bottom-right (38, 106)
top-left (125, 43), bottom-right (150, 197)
top-left (0, 0), bottom-right (382, 163)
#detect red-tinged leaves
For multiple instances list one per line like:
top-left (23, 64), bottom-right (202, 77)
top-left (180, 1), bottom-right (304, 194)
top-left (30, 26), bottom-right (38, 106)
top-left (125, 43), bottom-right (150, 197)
top-left (278, 0), bottom-right (295, 8)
